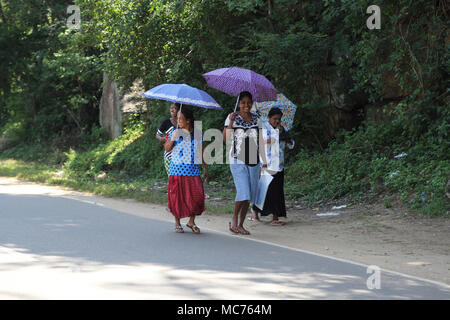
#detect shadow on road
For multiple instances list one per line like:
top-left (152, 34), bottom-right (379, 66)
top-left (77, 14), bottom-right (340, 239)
top-left (0, 194), bottom-right (448, 299)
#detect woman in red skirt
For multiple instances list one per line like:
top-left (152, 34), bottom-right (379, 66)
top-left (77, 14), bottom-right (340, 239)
top-left (164, 107), bottom-right (208, 233)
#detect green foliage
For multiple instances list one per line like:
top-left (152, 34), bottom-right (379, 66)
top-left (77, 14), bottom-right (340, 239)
top-left (0, 0), bottom-right (103, 144)
top-left (65, 118), bottom-right (152, 177)
top-left (286, 119), bottom-right (449, 216)
top-left (1, 0), bottom-right (448, 215)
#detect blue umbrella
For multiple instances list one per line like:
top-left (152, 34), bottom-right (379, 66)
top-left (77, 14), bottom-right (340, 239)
top-left (142, 83), bottom-right (222, 110)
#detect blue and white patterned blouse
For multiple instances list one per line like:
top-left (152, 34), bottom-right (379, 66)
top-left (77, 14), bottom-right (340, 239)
top-left (168, 129), bottom-right (203, 176)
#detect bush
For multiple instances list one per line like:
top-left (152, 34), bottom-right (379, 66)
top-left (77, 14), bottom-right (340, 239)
top-left (286, 119), bottom-right (449, 215)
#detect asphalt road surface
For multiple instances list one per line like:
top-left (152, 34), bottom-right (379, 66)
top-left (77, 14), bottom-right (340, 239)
top-left (0, 181), bottom-right (449, 299)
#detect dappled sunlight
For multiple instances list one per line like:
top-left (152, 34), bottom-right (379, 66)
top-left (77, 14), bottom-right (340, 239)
top-left (0, 186), bottom-right (448, 299)
top-left (0, 244), bottom-right (368, 299)
top-left (2, 243), bottom-right (447, 299)
top-left (0, 177), bottom-right (74, 197)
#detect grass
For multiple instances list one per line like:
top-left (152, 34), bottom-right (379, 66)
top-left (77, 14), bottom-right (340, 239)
top-left (0, 159), bottom-right (166, 202)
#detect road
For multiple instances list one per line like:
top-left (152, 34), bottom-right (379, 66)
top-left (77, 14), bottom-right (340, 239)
top-left (0, 178), bottom-right (449, 299)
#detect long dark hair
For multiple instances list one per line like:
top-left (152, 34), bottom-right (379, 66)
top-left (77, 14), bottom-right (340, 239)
top-left (179, 107), bottom-right (194, 130)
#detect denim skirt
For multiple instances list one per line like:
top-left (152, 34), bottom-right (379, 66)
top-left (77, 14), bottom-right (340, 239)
top-left (230, 162), bottom-right (260, 203)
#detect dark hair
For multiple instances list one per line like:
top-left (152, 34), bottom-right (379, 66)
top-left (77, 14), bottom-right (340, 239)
top-left (238, 91), bottom-right (253, 102)
top-left (171, 102), bottom-right (181, 110)
top-left (179, 107), bottom-right (194, 127)
top-left (268, 107), bottom-right (283, 118)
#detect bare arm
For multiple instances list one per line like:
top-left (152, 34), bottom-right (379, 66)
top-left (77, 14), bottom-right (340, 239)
top-left (164, 139), bottom-right (174, 152)
top-left (222, 127), bottom-right (230, 142)
top-left (222, 113), bottom-right (236, 142)
top-left (164, 130), bottom-right (179, 152)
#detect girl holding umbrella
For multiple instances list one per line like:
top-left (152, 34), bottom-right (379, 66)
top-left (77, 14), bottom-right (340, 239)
top-left (223, 91), bottom-right (261, 235)
top-left (165, 107), bottom-right (208, 233)
top-left (203, 66), bottom-right (278, 235)
top-left (142, 83), bottom-right (221, 233)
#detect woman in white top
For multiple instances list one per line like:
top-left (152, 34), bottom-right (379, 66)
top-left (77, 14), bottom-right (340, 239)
top-left (251, 107), bottom-right (294, 225)
top-left (223, 91), bottom-right (262, 235)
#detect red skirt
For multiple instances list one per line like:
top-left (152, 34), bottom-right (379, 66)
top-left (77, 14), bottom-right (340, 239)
top-left (168, 175), bottom-right (205, 219)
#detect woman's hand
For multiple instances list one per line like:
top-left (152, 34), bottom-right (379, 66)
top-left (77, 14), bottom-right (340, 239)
top-left (170, 129), bottom-right (180, 142)
top-left (164, 139), bottom-right (174, 152)
top-left (223, 113), bottom-right (237, 142)
top-left (227, 112), bottom-right (237, 128)
top-left (165, 130), bottom-right (179, 152)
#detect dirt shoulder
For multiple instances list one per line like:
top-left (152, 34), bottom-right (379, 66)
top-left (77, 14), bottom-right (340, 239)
top-left (242, 205), bottom-right (450, 285)
top-left (2, 177), bottom-right (449, 285)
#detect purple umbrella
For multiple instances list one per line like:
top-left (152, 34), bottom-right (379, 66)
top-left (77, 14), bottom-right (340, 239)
top-left (202, 67), bottom-right (277, 105)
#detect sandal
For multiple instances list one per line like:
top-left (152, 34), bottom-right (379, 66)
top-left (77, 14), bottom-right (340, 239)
top-left (229, 222), bottom-right (239, 234)
top-left (248, 216), bottom-right (260, 221)
top-left (238, 226), bottom-right (251, 235)
top-left (186, 223), bottom-right (200, 234)
top-left (271, 220), bottom-right (285, 225)
top-left (175, 225), bottom-right (184, 233)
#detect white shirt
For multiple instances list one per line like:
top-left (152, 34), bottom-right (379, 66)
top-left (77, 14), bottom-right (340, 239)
top-left (260, 120), bottom-right (294, 172)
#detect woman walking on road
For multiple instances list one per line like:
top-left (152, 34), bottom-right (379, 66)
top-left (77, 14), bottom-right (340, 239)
top-left (165, 107), bottom-right (208, 233)
top-left (251, 107), bottom-right (294, 224)
top-left (223, 91), bottom-right (262, 235)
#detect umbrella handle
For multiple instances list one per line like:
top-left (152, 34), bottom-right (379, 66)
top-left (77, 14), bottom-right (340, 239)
top-left (176, 103), bottom-right (183, 129)
top-left (233, 96), bottom-right (239, 113)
